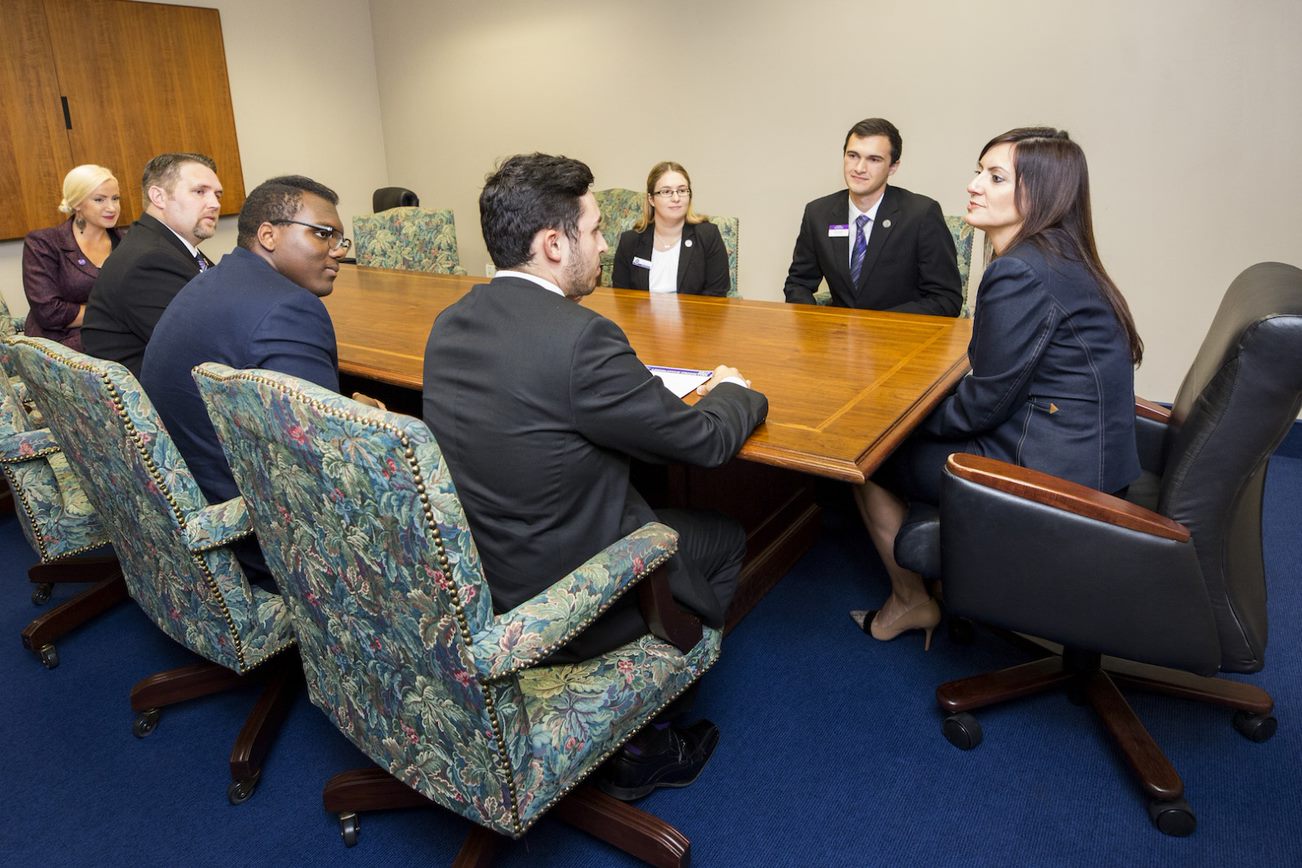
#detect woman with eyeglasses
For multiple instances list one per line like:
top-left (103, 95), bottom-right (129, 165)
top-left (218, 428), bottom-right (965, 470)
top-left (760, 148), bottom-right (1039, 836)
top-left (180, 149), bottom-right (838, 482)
top-left (850, 127), bottom-right (1143, 650)
top-left (611, 161), bottom-right (729, 296)
top-left (21, 164), bottom-right (123, 350)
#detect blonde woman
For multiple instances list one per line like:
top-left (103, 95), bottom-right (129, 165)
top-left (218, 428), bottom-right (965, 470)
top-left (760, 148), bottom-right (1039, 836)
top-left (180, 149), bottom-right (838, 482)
top-left (611, 161), bottom-right (728, 295)
top-left (22, 164), bottom-right (122, 350)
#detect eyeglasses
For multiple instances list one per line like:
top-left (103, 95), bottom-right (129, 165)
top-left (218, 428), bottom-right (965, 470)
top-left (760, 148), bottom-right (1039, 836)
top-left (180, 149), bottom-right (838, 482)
top-left (271, 219), bottom-right (352, 252)
top-left (652, 187), bottom-right (691, 199)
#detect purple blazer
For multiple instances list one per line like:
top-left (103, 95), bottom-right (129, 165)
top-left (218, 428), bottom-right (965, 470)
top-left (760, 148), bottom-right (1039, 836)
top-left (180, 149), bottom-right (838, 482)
top-left (21, 220), bottom-right (123, 351)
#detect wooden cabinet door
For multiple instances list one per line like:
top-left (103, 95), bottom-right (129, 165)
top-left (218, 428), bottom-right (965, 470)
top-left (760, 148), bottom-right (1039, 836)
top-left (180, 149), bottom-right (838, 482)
top-left (42, 0), bottom-right (246, 225)
top-left (0, 0), bottom-right (77, 239)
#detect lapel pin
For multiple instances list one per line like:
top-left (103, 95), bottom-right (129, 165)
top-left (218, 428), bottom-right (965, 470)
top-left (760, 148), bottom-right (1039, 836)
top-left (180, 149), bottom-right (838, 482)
top-left (882, 219), bottom-right (892, 229)
top-left (685, 239), bottom-right (693, 247)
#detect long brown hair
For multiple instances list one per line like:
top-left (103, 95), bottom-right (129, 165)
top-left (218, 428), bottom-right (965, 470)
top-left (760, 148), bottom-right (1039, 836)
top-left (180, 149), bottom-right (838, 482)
top-left (633, 161), bottom-right (707, 232)
top-left (983, 127), bottom-right (1143, 366)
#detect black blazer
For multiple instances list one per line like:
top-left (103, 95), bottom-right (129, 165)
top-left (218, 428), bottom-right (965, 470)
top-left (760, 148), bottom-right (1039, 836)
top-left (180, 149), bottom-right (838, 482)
top-left (782, 185), bottom-right (962, 316)
top-left (610, 220), bottom-right (729, 295)
top-left (82, 212), bottom-right (213, 376)
top-left (422, 276), bottom-right (767, 637)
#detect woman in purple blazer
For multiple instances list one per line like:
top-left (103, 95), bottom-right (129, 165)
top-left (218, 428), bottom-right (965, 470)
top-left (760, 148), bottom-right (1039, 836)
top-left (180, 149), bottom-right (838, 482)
top-left (22, 164), bottom-right (123, 350)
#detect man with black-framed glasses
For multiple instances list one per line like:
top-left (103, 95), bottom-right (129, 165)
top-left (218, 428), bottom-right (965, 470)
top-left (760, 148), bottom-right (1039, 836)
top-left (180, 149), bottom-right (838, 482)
top-left (141, 175), bottom-right (379, 585)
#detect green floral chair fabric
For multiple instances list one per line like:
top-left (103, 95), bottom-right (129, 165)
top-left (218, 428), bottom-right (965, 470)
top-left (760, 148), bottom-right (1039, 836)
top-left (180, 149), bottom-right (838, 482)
top-left (813, 214), bottom-right (977, 310)
top-left (7, 337), bottom-right (295, 675)
top-left (0, 352), bottom-right (106, 566)
top-left (0, 293), bottom-right (25, 338)
top-left (353, 207), bottom-right (467, 275)
top-left (194, 363), bottom-right (723, 839)
top-left (593, 188), bottom-right (645, 287)
top-left (708, 215), bottom-right (741, 297)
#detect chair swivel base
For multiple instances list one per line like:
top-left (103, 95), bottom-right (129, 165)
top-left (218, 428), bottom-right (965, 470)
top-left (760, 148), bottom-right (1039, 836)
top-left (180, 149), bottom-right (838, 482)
top-left (322, 765), bottom-right (692, 867)
top-left (130, 651), bottom-right (302, 804)
top-left (21, 558), bottom-right (128, 669)
top-left (935, 649), bottom-right (1275, 836)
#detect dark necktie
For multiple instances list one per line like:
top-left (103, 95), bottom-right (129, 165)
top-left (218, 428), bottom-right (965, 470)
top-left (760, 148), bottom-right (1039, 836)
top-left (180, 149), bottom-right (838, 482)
top-left (850, 214), bottom-right (870, 286)
top-left (195, 252), bottom-right (208, 272)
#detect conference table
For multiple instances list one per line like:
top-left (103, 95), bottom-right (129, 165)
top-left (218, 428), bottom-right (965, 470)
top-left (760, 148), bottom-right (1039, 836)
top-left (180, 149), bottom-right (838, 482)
top-left (323, 266), bottom-right (973, 628)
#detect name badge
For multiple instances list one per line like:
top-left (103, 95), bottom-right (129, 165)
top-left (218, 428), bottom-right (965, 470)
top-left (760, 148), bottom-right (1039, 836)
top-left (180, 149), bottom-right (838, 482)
top-left (827, 224), bottom-right (849, 238)
top-left (632, 256), bottom-right (653, 270)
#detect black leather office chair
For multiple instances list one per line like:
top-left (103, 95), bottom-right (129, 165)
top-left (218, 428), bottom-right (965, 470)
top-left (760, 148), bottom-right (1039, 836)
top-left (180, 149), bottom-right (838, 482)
top-left (371, 186), bottom-right (419, 212)
top-left (895, 262), bottom-right (1301, 835)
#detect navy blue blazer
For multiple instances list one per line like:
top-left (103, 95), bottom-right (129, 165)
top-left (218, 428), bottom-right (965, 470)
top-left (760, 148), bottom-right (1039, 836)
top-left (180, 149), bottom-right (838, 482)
top-left (140, 246), bottom-right (340, 506)
top-left (782, 185), bottom-right (962, 316)
top-left (610, 220), bottom-right (729, 295)
top-left (907, 243), bottom-right (1139, 496)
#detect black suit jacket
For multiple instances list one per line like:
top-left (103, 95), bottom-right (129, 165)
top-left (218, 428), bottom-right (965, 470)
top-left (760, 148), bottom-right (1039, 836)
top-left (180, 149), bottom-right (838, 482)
top-left (610, 221), bottom-right (729, 295)
top-left (422, 275), bottom-right (767, 630)
top-left (82, 213), bottom-right (213, 376)
top-left (782, 185), bottom-right (962, 316)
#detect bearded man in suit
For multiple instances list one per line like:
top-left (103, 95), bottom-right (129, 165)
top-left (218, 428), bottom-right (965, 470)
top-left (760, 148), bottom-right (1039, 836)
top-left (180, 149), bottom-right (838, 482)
top-left (423, 152), bottom-right (768, 801)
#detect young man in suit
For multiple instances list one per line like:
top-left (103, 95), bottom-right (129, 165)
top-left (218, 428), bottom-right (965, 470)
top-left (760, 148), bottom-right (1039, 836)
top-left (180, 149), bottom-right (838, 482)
top-left (782, 118), bottom-right (963, 316)
top-left (82, 152), bottom-right (223, 376)
top-left (423, 153), bottom-right (769, 800)
top-left (140, 175), bottom-right (355, 583)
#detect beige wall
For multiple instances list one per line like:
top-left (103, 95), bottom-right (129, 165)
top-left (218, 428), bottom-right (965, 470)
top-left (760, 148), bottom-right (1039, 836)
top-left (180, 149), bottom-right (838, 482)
top-left (0, 0), bottom-right (387, 319)
top-left (5, 0), bottom-right (1299, 404)
top-left (368, 0), bottom-right (1302, 401)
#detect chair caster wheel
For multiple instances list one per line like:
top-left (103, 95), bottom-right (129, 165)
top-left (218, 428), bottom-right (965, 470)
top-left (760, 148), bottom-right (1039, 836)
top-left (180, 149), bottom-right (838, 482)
top-left (32, 583), bottom-right (53, 605)
top-left (132, 708), bottom-right (161, 738)
top-left (947, 617), bottom-right (975, 645)
top-left (38, 644), bottom-right (59, 669)
top-left (942, 712), bottom-right (982, 750)
top-left (339, 813), bottom-right (359, 847)
top-left (228, 771), bottom-right (261, 805)
top-left (1148, 797), bottom-right (1196, 836)
top-left (1233, 710), bottom-right (1277, 743)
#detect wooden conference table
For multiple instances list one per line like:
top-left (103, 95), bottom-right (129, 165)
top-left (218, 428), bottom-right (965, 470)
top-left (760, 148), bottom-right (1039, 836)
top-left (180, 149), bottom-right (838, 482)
top-left (323, 266), bottom-right (973, 627)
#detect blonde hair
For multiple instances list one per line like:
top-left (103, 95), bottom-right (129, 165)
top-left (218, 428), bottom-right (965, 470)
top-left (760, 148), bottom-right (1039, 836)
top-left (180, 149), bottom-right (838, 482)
top-left (59, 164), bottom-right (117, 215)
top-left (633, 161), bottom-right (707, 232)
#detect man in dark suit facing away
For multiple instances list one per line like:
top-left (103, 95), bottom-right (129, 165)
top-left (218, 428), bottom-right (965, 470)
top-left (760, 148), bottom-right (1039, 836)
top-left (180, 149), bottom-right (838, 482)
top-left (140, 175), bottom-right (367, 584)
top-left (783, 118), bottom-right (963, 315)
top-left (83, 152), bottom-right (223, 376)
top-left (423, 153), bottom-right (768, 800)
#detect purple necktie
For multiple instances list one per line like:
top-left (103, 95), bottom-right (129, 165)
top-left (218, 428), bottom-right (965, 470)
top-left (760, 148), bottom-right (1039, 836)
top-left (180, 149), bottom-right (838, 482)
top-left (850, 214), bottom-right (870, 285)
top-left (195, 252), bottom-right (208, 272)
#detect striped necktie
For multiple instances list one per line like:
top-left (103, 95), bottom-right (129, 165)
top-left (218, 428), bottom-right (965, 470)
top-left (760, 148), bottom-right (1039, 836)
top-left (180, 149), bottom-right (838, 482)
top-left (850, 214), bottom-right (870, 286)
top-left (195, 252), bottom-right (208, 272)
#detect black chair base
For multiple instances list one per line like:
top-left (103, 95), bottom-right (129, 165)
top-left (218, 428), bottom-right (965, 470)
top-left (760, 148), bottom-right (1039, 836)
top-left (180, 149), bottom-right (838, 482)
top-left (323, 766), bottom-right (691, 866)
top-left (936, 648), bottom-right (1275, 836)
top-left (21, 557), bottom-right (128, 668)
top-left (129, 651), bottom-right (302, 804)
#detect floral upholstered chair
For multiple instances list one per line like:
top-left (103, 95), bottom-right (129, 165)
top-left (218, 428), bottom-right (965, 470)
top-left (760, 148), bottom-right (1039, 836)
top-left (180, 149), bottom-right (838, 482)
top-left (6, 336), bottom-right (299, 804)
top-left (195, 363), bottom-right (723, 863)
top-left (353, 206), bottom-right (467, 274)
top-left (708, 214), bottom-right (741, 297)
top-left (0, 292), bottom-right (25, 338)
top-left (813, 214), bottom-right (977, 310)
top-left (0, 349), bottom-right (124, 669)
top-left (593, 187), bottom-right (645, 287)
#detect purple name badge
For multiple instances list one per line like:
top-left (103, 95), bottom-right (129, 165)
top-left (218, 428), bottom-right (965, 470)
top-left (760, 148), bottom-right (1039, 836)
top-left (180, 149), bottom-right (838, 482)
top-left (827, 224), bottom-right (850, 237)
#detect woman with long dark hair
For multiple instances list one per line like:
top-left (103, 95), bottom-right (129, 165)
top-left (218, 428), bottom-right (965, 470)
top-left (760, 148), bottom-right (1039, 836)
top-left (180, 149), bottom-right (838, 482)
top-left (852, 127), bottom-right (1143, 649)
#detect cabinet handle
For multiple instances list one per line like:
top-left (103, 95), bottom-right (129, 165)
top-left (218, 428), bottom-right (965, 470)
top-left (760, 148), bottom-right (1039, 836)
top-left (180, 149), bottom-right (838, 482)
top-left (61, 96), bottom-right (72, 130)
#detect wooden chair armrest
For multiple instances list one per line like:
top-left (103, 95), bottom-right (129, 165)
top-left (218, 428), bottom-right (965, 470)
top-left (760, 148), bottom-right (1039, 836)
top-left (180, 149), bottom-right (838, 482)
top-left (1135, 396), bottom-right (1172, 423)
top-left (637, 564), bottom-right (702, 653)
top-left (945, 453), bottom-right (1190, 542)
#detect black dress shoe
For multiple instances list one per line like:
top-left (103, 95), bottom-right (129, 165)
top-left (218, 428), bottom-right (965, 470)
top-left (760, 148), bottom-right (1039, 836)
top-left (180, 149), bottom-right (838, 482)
top-left (596, 719), bottom-right (721, 801)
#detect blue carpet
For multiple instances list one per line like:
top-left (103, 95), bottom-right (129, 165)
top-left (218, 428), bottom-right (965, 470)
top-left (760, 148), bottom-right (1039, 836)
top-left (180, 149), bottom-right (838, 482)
top-left (3, 443), bottom-right (1301, 866)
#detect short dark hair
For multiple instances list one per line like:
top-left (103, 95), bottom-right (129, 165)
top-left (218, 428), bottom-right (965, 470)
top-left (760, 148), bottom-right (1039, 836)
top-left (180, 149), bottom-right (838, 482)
top-left (479, 153), bottom-right (593, 270)
top-left (140, 152), bottom-right (217, 199)
top-left (237, 175), bottom-right (339, 249)
top-left (843, 118), bottom-right (902, 164)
